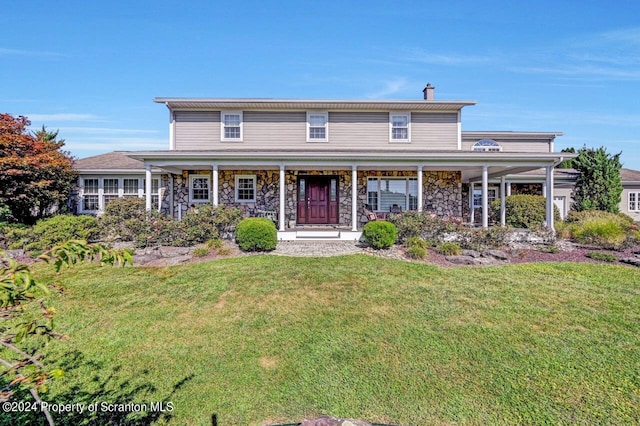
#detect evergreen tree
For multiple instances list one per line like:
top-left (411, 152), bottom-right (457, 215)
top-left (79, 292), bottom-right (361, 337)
top-left (556, 147), bottom-right (576, 169)
top-left (570, 146), bottom-right (622, 213)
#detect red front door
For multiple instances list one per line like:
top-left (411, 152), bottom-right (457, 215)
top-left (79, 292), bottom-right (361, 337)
top-left (297, 176), bottom-right (339, 225)
top-left (307, 181), bottom-right (329, 224)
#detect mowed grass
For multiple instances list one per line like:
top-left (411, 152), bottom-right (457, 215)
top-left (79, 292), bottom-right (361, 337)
top-left (10, 256), bottom-right (640, 425)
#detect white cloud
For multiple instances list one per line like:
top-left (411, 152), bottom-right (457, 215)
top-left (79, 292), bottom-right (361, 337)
top-left (366, 78), bottom-right (409, 98)
top-left (67, 137), bottom-right (167, 152)
top-left (59, 127), bottom-right (159, 135)
top-left (0, 47), bottom-right (63, 57)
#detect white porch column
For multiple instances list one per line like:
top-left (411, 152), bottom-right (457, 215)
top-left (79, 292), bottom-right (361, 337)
top-left (212, 164), bottom-right (219, 207)
top-left (145, 164), bottom-right (152, 212)
top-left (542, 182), bottom-right (547, 198)
top-left (500, 176), bottom-right (506, 227)
top-left (352, 165), bottom-right (358, 231)
top-left (417, 165), bottom-right (423, 212)
top-left (469, 182), bottom-right (475, 225)
top-left (279, 164), bottom-right (285, 232)
top-left (482, 165), bottom-right (489, 229)
top-left (546, 165), bottom-right (554, 231)
top-left (506, 181), bottom-right (512, 196)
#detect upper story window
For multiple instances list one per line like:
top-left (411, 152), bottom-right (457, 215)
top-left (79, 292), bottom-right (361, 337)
top-left (307, 112), bottom-right (328, 142)
top-left (472, 139), bottom-right (502, 152)
top-left (221, 111), bottom-right (243, 141)
top-left (390, 113), bottom-right (410, 142)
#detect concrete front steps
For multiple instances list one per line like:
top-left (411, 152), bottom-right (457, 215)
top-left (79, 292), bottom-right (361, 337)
top-left (277, 227), bottom-right (362, 241)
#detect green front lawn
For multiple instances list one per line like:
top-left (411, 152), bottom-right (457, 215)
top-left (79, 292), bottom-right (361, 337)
top-left (6, 256), bottom-right (640, 425)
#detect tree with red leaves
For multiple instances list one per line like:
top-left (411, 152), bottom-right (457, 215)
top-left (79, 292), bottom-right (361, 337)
top-left (0, 114), bottom-right (76, 224)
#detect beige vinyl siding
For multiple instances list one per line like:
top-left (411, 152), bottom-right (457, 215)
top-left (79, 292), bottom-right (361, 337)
top-left (243, 111), bottom-right (306, 147)
top-left (462, 138), bottom-right (552, 153)
top-left (328, 112), bottom-right (388, 146)
top-left (411, 112), bottom-right (458, 149)
top-left (174, 111), bottom-right (220, 150)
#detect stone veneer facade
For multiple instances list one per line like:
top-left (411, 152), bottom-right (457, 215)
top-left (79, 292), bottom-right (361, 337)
top-left (171, 170), bottom-right (462, 228)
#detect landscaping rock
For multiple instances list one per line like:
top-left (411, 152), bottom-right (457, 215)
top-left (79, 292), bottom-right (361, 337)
top-left (3, 249), bottom-right (25, 259)
top-left (299, 416), bottom-right (371, 426)
top-left (620, 257), bottom-right (640, 267)
top-left (462, 249), bottom-right (481, 258)
top-left (483, 249), bottom-right (510, 260)
top-left (158, 246), bottom-right (191, 257)
top-left (445, 255), bottom-right (477, 265)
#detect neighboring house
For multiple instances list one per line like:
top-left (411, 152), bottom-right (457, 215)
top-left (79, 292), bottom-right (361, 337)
top-left (74, 85), bottom-right (585, 239)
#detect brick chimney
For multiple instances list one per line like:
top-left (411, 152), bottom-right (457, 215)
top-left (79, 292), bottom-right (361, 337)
top-left (423, 83), bottom-right (435, 100)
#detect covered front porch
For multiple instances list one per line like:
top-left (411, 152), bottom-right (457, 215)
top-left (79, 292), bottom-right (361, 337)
top-left (127, 150), bottom-right (569, 240)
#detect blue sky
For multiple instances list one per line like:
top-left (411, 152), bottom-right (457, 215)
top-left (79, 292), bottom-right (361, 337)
top-left (2, 1), bottom-right (640, 168)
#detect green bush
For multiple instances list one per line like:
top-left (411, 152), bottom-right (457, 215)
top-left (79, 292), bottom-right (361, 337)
top-left (406, 245), bottom-right (428, 260)
top-left (235, 218), bottom-right (277, 252)
top-left (405, 236), bottom-right (429, 249)
top-left (99, 200), bottom-right (244, 248)
top-left (7, 215), bottom-right (99, 253)
top-left (206, 238), bottom-right (224, 249)
top-left (436, 241), bottom-right (461, 256)
top-left (586, 251), bottom-right (617, 262)
top-left (100, 197), bottom-right (147, 241)
top-left (362, 220), bottom-right (397, 249)
top-left (563, 210), bottom-right (638, 250)
top-left (388, 211), bottom-right (462, 242)
top-left (490, 195), bottom-right (560, 230)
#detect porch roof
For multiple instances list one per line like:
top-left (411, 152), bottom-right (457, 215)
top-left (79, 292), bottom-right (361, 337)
top-left (125, 149), bottom-right (575, 183)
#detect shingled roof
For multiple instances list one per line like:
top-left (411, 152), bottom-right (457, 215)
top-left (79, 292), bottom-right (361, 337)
top-left (621, 168), bottom-right (640, 183)
top-left (74, 152), bottom-right (145, 171)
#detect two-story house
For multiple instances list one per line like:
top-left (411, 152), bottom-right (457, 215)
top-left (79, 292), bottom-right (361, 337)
top-left (74, 85), bottom-right (573, 239)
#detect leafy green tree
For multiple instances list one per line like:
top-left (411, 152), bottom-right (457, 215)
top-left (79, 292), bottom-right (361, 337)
top-left (571, 146), bottom-right (623, 213)
top-left (0, 114), bottom-right (77, 224)
top-left (556, 147), bottom-right (576, 169)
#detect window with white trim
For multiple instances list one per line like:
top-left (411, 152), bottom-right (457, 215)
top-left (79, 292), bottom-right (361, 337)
top-left (103, 178), bottom-right (119, 207)
top-left (473, 187), bottom-right (498, 208)
top-left (189, 176), bottom-right (210, 203)
top-left (390, 113), bottom-right (410, 142)
top-left (123, 178), bottom-right (139, 197)
top-left (307, 112), bottom-right (328, 141)
top-left (221, 111), bottom-right (242, 141)
top-left (82, 178), bottom-right (99, 211)
top-left (235, 175), bottom-right (256, 202)
top-left (629, 192), bottom-right (639, 212)
top-left (472, 139), bottom-right (502, 152)
top-left (367, 177), bottom-right (418, 211)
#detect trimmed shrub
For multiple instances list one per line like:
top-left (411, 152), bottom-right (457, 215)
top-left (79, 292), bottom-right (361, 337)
top-left (436, 241), bottom-right (461, 256)
top-left (406, 245), bottom-right (428, 260)
top-left (362, 220), bottom-right (397, 249)
top-left (6, 214), bottom-right (99, 253)
top-left (235, 218), bottom-right (277, 252)
top-left (490, 195), bottom-right (560, 230)
top-left (586, 251), bottom-right (617, 262)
